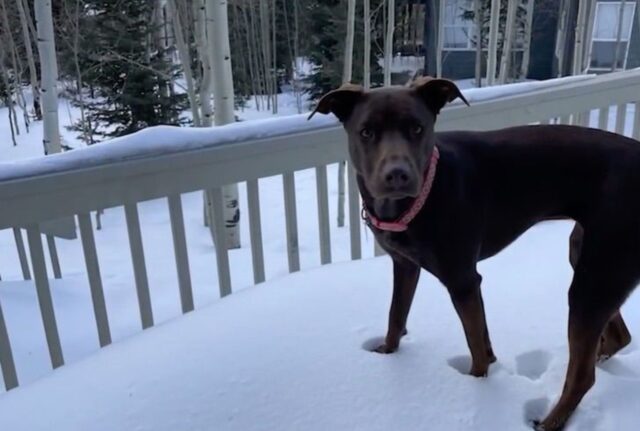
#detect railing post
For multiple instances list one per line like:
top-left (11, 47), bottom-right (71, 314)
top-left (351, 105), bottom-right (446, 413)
top-left (282, 173), bottom-right (301, 273)
top-left (26, 226), bottom-right (64, 369)
top-left (315, 166), bottom-right (332, 265)
top-left (12, 228), bottom-right (31, 280)
top-left (633, 102), bottom-right (640, 140)
top-left (167, 195), bottom-right (195, 313)
top-left (78, 213), bottom-right (112, 347)
top-left (348, 162), bottom-right (362, 260)
top-left (124, 203), bottom-right (154, 329)
top-left (0, 300), bottom-right (18, 390)
top-left (246, 180), bottom-right (266, 283)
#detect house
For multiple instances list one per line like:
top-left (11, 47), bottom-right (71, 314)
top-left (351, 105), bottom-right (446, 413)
top-left (399, 0), bottom-right (640, 81)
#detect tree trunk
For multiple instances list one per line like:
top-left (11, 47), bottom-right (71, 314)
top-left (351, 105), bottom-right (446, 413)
top-left (364, 0), bottom-right (371, 89)
top-left (168, 0), bottom-right (201, 126)
top-left (572, 0), bottom-right (588, 75)
top-left (520, 0), bottom-right (536, 79)
top-left (271, 0), bottom-right (277, 114)
top-left (423, 0), bottom-right (438, 77)
top-left (34, 0), bottom-right (61, 155)
top-left (292, 0), bottom-right (302, 112)
top-left (474, 0), bottom-right (483, 86)
top-left (259, 0), bottom-right (272, 110)
top-left (206, 0), bottom-right (241, 250)
top-left (336, 0), bottom-right (356, 229)
top-left (436, 0), bottom-right (444, 77)
top-left (195, 0), bottom-right (213, 127)
top-left (611, 0), bottom-right (627, 71)
top-left (17, 0), bottom-right (41, 119)
top-left (486, 0), bottom-right (501, 85)
top-left (498, 0), bottom-right (518, 84)
top-left (384, 0), bottom-right (395, 86)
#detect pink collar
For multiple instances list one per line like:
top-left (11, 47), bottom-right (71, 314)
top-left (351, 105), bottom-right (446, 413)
top-left (362, 146), bottom-right (440, 233)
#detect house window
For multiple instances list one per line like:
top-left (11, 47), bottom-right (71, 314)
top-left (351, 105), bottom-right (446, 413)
top-left (589, 1), bottom-right (637, 70)
top-left (443, 0), bottom-right (475, 50)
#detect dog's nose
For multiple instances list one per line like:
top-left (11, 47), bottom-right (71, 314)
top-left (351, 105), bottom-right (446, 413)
top-left (383, 166), bottom-right (412, 189)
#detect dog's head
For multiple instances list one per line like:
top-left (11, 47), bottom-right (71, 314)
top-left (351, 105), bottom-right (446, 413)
top-left (309, 77), bottom-right (468, 199)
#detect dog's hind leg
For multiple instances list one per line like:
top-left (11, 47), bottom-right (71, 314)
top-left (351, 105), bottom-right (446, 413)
top-left (598, 310), bottom-right (632, 361)
top-left (537, 236), bottom-right (638, 431)
top-left (569, 223), bottom-right (632, 361)
top-left (568, 222), bottom-right (583, 270)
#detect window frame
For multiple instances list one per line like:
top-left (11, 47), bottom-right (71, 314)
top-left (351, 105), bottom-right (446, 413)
top-left (588, 1), bottom-right (637, 71)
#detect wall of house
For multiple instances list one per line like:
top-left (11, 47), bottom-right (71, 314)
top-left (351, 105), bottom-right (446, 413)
top-left (438, 0), bottom-right (559, 81)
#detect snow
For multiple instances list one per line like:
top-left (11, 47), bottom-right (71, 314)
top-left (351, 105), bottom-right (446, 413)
top-left (0, 74), bottom-right (596, 183)
top-left (1, 221), bottom-right (640, 431)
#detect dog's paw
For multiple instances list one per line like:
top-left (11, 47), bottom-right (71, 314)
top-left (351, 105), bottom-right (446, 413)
top-left (372, 343), bottom-right (398, 354)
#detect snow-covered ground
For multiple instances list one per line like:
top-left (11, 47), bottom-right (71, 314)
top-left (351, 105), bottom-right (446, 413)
top-left (1, 221), bottom-right (640, 431)
top-left (1, 78), bottom-right (640, 430)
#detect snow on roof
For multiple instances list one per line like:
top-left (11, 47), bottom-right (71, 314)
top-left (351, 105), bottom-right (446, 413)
top-left (1, 220), bottom-right (639, 430)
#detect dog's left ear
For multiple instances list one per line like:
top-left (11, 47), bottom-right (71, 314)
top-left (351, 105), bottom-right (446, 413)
top-left (411, 76), bottom-right (469, 115)
top-left (308, 83), bottom-right (364, 122)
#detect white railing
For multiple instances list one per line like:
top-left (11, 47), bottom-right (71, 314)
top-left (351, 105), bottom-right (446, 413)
top-left (1, 69), bottom-right (640, 391)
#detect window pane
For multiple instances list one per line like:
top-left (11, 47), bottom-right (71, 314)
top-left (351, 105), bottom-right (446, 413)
top-left (444, 26), bottom-right (470, 48)
top-left (590, 40), bottom-right (628, 69)
top-left (443, 0), bottom-right (473, 25)
top-left (593, 3), bottom-right (636, 40)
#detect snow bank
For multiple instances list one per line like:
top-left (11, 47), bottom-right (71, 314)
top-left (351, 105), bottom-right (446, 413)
top-left (0, 75), bottom-right (595, 183)
top-left (1, 221), bottom-right (639, 431)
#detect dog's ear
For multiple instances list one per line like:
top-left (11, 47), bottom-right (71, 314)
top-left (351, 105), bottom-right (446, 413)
top-left (308, 83), bottom-right (364, 122)
top-left (410, 76), bottom-right (469, 115)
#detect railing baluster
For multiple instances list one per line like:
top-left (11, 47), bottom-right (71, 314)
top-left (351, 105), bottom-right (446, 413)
top-left (348, 162), bottom-right (362, 260)
top-left (282, 172), bottom-right (300, 273)
top-left (46, 235), bottom-right (62, 279)
top-left (77, 213), bottom-right (112, 347)
top-left (124, 203), bottom-right (154, 329)
top-left (208, 188), bottom-right (232, 296)
top-left (167, 195), bottom-right (195, 313)
top-left (598, 107), bottom-right (609, 131)
top-left (12, 228), bottom-right (31, 280)
top-left (0, 300), bottom-right (18, 390)
top-left (315, 166), bottom-right (332, 265)
top-left (615, 104), bottom-right (627, 135)
top-left (246, 179), bottom-right (266, 283)
top-left (26, 226), bottom-right (64, 369)
top-left (633, 102), bottom-right (640, 140)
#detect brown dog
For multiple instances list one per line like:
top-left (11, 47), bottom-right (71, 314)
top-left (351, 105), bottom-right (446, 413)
top-left (309, 77), bottom-right (639, 430)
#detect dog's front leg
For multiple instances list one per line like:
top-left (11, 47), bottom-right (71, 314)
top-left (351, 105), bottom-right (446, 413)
top-left (445, 272), bottom-right (496, 377)
top-left (373, 256), bottom-right (421, 354)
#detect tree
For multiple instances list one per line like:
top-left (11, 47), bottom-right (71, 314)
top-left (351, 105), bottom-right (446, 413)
top-left (337, 0), bottom-right (356, 228)
top-left (35, 0), bottom-right (61, 154)
top-left (66, 0), bottom-right (186, 139)
top-left (16, 0), bottom-right (40, 119)
top-left (206, 0), bottom-right (241, 249)
top-left (486, 0), bottom-right (501, 85)
top-left (383, 0), bottom-right (395, 86)
top-left (498, 0), bottom-right (518, 83)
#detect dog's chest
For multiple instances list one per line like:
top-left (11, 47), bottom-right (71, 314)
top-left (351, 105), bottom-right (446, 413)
top-left (374, 228), bottom-right (439, 273)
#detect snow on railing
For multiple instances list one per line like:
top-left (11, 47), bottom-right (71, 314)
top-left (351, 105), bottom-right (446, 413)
top-left (1, 69), bottom-right (640, 392)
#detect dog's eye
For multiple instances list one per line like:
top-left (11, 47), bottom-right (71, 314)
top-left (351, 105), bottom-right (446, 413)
top-left (412, 125), bottom-right (423, 135)
top-left (360, 128), bottom-right (372, 139)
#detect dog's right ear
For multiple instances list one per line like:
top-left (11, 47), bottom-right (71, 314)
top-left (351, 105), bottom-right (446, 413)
top-left (308, 83), bottom-right (364, 122)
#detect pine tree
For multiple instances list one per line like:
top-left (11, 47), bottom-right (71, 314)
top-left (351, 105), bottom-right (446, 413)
top-left (65, 0), bottom-right (187, 139)
top-left (305, 0), bottom-right (383, 103)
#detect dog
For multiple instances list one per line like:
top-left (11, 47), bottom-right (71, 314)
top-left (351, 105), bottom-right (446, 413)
top-left (308, 76), bottom-right (639, 431)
